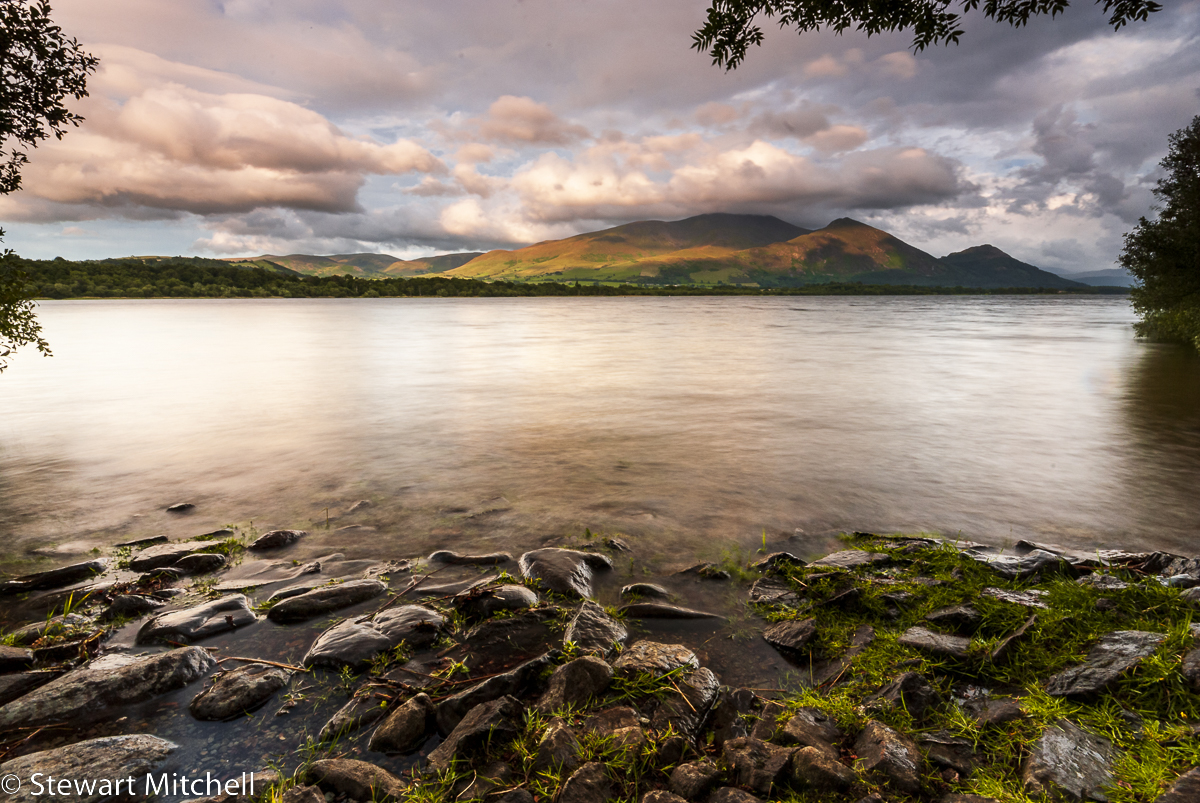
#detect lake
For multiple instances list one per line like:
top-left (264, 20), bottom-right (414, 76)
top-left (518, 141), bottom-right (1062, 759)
top-left (3, 295), bottom-right (1197, 570)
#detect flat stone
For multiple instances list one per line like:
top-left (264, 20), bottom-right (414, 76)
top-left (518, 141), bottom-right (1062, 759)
top-left (304, 605), bottom-right (445, 669)
top-left (167, 502), bottom-right (195, 513)
top-left (1046, 630), bottom-right (1167, 699)
top-left (748, 577), bottom-right (802, 607)
top-left (268, 582), bottom-right (324, 602)
top-left (128, 542), bottom-right (209, 572)
top-left (867, 671), bottom-right (944, 722)
top-left (619, 603), bottom-right (724, 619)
top-left (559, 762), bottom-right (613, 803)
top-left (267, 579), bottom-right (387, 623)
top-left (925, 604), bottom-right (981, 631)
top-left (0, 646), bottom-right (215, 730)
top-left (137, 594), bottom-right (258, 644)
top-left (565, 600), bottom-right (629, 654)
top-left (99, 594), bottom-right (166, 621)
top-left (461, 608), bottom-right (563, 670)
top-left (651, 667), bottom-right (721, 737)
top-left (436, 652), bottom-right (554, 734)
top-left (921, 730), bottom-right (979, 775)
top-left (368, 692), bottom-right (434, 754)
top-left (428, 550), bottom-right (512, 565)
top-left (0, 645), bottom-right (34, 672)
top-left (613, 641), bottom-right (698, 677)
top-left (318, 687), bottom-right (393, 741)
top-left (453, 584), bottom-right (539, 619)
top-left (981, 587), bottom-right (1050, 608)
top-left (1022, 720), bottom-right (1116, 801)
top-left (976, 697), bottom-right (1027, 726)
top-left (991, 613), bottom-right (1038, 662)
top-left (427, 695), bottom-right (523, 771)
top-left (790, 745), bottom-right (856, 791)
top-left (621, 583), bottom-right (671, 600)
top-left (0, 560), bottom-right (107, 595)
top-left (189, 662), bottom-right (290, 721)
top-left (0, 734), bottom-right (176, 803)
top-left (518, 548), bottom-right (612, 598)
top-left (809, 550), bottom-right (890, 570)
top-left (248, 529), bottom-right (307, 550)
top-left (750, 552), bottom-right (807, 572)
top-left (1078, 574), bottom-right (1130, 591)
top-left (669, 760), bottom-right (720, 800)
top-left (777, 707), bottom-right (843, 755)
top-left (0, 670), bottom-right (64, 706)
top-left (722, 736), bottom-right (794, 797)
top-left (1157, 767), bottom-right (1200, 803)
top-left (898, 626), bottom-right (972, 658)
top-left (533, 718), bottom-right (582, 771)
top-left (537, 655), bottom-right (613, 713)
top-left (173, 553), bottom-right (227, 575)
top-left (306, 758), bottom-right (407, 802)
top-left (763, 618), bottom-right (817, 655)
top-left (855, 720), bottom-right (922, 794)
top-left (965, 548), bottom-right (1070, 579)
top-left (115, 535), bottom-right (169, 548)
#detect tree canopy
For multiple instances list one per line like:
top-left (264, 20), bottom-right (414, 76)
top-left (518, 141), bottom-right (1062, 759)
top-left (0, 0), bottom-right (97, 371)
top-left (1119, 115), bottom-right (1200, 352)
top-left (692, 0), bottom-right (1164, 69)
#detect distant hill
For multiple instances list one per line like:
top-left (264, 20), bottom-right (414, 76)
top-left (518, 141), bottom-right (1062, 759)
top-left (1052, 268), bottom-right (1136, 287)
top-left (227, 252), bottom-right (484, 278)
top-left (938, 245), bottom-right (1086, 290)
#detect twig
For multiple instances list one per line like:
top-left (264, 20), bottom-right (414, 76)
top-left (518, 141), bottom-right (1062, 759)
top-left (216, 656), bottom-right (307, 672)
top-left (667, 678), bottom-right (697, 712)
top-left (357, 566), bottom-right (453, 622)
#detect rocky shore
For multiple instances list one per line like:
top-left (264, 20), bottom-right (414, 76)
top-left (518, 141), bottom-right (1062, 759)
top-left (1, 523), bottom-right (1199, 803)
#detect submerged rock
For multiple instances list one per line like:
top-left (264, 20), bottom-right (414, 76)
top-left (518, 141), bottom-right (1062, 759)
top-left (618, 603), bottom-right (724, 619)
top-left (428, 550), bottom-right (512, 565)
top-left (1022, 720), bottom-right (1116, 801)
top-left (128, 542), bottom-right (210, 572)
top-left (621, 582), bottom-right (671, 600)
top-left (1045, 630), bottom-right (1166, 699)
top-left (304, 605), bottom-right (445, 669)
top-left (266, 579), bottom-right (386, 623)
top-left (0, 560), bottom-right (107, 595)
top-left (172, 553), bottom-right (227, 575)
top-left (565, 600), bottom-right (628, 654)
top-left (188, 662), bottom-right (291, 721)
top-left (248, 529), bottom-right (307, 550)
top-left (518, 548), bottom-right (612, 598)
top-left (0, 646), bottom-right (215, 730)
top-left (0, 734), bottom-right (177, 803)
top-left (137, 594), bottom-right (258, 644)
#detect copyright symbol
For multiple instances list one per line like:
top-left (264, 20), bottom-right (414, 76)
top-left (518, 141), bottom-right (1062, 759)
top-left (1, 774), bottom-right (19, 793)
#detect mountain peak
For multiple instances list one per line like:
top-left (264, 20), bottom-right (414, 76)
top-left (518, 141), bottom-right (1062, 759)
top-left (824, 217), bottom-right (870, 229)
top-left (945, 244), bottom-right (1009, 259)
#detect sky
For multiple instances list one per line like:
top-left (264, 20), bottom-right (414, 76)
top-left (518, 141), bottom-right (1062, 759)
top-left (1, 0), bottom-right (1198, 273)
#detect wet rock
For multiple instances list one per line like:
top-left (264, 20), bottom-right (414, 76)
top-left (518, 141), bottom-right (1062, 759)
top-left (981, 587), bottom-right (1050, 608)
top-left (1139, 552), bottom-right (1200, 578)
top-left (115, 535), bottom-right (169, 548)
top-left (565, 600), bottom-right (629, 654)
top-left (990, 613), bottom-right (1038, 662)
top-left (428, 550), bottom-right (512, 565)
top-left (921, 730), bottom-right (979, 776)
top-left (8, 612), bottom-right (91, 646)
top-left (461, 608), bottom-right (562, 670)
top-left (0, 734), bottom-right (177, 803)
top-left (173, 553), bottom-right (228, 575)
top-left (167, 502), bottom-right (195, 513)
top-left (306, 758), bottom-right (407, 802)
top-left (267, 582), bottom-right (323, 602)
top-left (763, 618), bottom-right (817, 655)
top-left (0, 670), bottom-right (63, 706)
top-left (652, 667), bottom-right (721, 738)
top-left (533, 718), bottom-right (582, 771)
top-left (898, 626), bottom-right (971, 659)
top-left (854, 721), bottom-right (923, 794)
top-left (777, 707), bottom-right (843, 756)
top-left (189, 662), bottom-right (290, 721)
top-left (368, 692), bottom-right (433, 754)
top-left (518, 548), bottom-right (612, 598)
top-left (267, 579), bottom-right (386, 623)
top-left (248, 529), bottom-right (306, 550)
top-left (1046, 630), bottom-right (1167, 699)
top-left (676, 563), bottom-right (731, 580)
top-left (965, 548), bottom-right (1070, 579)
top-left (128, 542), bottom-right (209, 571)
top-left (453, 584), bottom-right (539, 619)
top-left (99, 593), bottom-right (166, 621)
top-left (790, 745), bottom-right (856, 791)
top-left (621, 582), bottom-right (671, 600)
top-left (436, 652), bottom-right (554, 734)
top-left (1022, 720), bottom-right (1116, 801)
top-left (707, 789), bottom-right (763, 803)
top-left (410, 576), bottom-right (496, 598)
top-left (537, 655), bottom-right (613, 713)
top-left (708, 687), bottom-right (756, 747)
top-left (0, 646), bottom-right (215, 730)
top-left (722, 736), bottom-right (795, 797)
top-left (670, 760), bottom-right (720, 800)
top-left (975, 697), bottom-right (1026, 726)
top-left (619, 603), bottom-right (724, 619)
top-left (137, 566), bottom-right (184, 584)
top-left (559, 762), bottom-right (613, 803)
top-left (137, 594), bottom-right (257, 644)
top-left (750, 552), bottom-right (806, 572)
top-left (0, 645), bottom-right (33, 672)
top-left (925, 604), bottom-right (981, 632)
top-left (867, 672), bottom-right (944, 722)
top-left (810, 624), bottom-right (875, 687)
top-left (427, 695), bottom-right (524, 771)
top-left (810, 550), bottom-right (890, 570)
top-left (1157, 768), bottom-right (1200, 803)
top-left (613, 641), bottom-right (699, 677)
top-left (318, 688), bottom-right (393, 741)
top-left (0, 560), bottom-right (107, 595)
top-left (748, 577), bottom-right (802, 607)
top-left (304, 605), bottom-right (445, 669)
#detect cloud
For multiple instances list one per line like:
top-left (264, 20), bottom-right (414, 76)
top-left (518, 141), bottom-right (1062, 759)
top-left (471, 95), bottom-right (590, 145)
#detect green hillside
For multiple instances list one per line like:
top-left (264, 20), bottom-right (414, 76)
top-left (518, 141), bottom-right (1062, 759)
top-left (939, 245), bottom-right (1087, 289)
top-left (230, 252), bottom-right (484, 278)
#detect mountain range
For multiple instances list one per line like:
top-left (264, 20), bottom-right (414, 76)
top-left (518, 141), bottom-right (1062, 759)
top-left (226, 213), bottom-right (1105, 289)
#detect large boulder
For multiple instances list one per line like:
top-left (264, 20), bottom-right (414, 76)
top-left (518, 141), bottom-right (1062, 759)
top-left (0, 734), bottom-right (176, 803)
top-left (565, 601), bottom-right (628, 654)
top-left (303, 605), bottom-right (445, 669)
top-left (1022, 720), bottom-right (1116, 801)
top-left (266, 579), bottom-right (386, 623)
top-left (0, 647), bottom-right (214, 730)
top-left (189, 662), bottom-right (291, 721)
top-left (137, 594), bottom-right (258, 644)
top-left (518, 548), bottom-right (612, 598)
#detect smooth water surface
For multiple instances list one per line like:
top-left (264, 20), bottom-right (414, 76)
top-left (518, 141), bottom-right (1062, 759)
top-left (3, 295), bottom-right (1198, 567)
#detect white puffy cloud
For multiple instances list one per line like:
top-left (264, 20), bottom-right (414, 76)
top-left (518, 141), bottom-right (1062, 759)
top-left (470, 95), bottom-right (590, 145)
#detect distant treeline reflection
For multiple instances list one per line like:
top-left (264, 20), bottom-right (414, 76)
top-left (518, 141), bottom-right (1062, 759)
top-left (19, 256), bottom-right (1129, 298)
